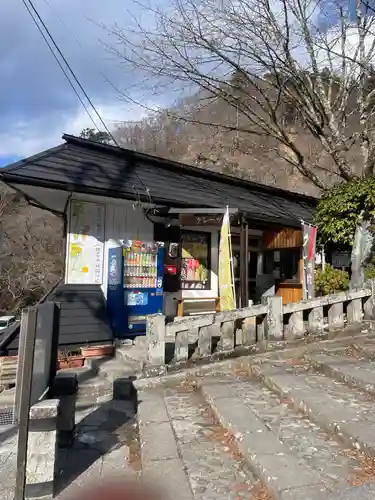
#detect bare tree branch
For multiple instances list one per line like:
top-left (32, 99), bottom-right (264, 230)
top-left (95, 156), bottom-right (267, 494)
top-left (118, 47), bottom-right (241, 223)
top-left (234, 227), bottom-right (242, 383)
top-left (105, 0), bottom-right (375, 190)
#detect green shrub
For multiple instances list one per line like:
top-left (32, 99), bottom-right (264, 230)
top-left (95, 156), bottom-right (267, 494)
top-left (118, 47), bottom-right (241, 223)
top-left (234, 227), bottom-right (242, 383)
top-left (365, 256), bottom-right (375, 280)
top-left (314, 264), bottom-right (349, 296)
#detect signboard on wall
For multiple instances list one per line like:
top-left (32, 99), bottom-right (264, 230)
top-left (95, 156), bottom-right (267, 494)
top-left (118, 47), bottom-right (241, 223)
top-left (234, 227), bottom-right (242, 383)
top-left (66, 201), bottom-right (105, 284)
top-left (332, 251), bottom-right (351, 268)
top-left (180, 214), bottom-right (223, 227)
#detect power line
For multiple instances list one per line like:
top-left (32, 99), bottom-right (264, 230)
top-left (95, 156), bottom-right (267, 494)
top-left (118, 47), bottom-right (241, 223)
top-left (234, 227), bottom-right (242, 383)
top-left (22, 0), bottom-right (117, 145)
top-left (21, 0), bottom-right (153, 205)
top-left (21, 0), bottom-right (99, 131)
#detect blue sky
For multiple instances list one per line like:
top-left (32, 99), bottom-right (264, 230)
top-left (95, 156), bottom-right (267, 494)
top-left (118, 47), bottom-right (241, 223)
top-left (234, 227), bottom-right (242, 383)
top-left (0, 0), bottom-right (367, 168)
top-left (0, 0), bottom-right (167, 166)
top-left (0, 156), bottom-right (18, 168)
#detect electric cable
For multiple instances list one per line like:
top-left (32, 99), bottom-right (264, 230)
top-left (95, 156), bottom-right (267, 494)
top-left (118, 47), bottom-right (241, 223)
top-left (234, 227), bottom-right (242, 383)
top-left (21, 0), bottom-right (99, 131)
top-left (22, 0), bottom-right (153, 206)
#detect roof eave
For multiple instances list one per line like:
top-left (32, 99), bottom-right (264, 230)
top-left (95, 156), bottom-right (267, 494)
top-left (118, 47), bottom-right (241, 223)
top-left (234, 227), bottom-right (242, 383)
top-left (0, 173), bottom-right (308, 227)
top-left (0, 144), bottom-right (67, 173)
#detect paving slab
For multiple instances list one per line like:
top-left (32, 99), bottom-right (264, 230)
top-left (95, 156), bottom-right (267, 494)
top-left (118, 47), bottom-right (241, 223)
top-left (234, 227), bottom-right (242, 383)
top-left (100, 444), bottom-right (136, 479)
top-left (142, 458), bottom-right (193, 500)
top-left (56, 448), bottom-right (103, 496)
top-left (137, 394), bottom-right (169, 423)
top-left (0, 451), bottom-right (16, 500)
top-left (97, 357), bottom-right (137, 383)
top-left (279, 485), bottom-right (330, 500)
top-left (326, 481), bottom-right (375, 500)
top-left (139, 421), bottom-right (179, 463)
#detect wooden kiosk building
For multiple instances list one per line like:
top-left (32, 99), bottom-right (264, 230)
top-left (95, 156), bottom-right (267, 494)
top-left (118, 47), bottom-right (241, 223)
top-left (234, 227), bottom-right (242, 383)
top-left (0, 135), bottom-right (316, 345)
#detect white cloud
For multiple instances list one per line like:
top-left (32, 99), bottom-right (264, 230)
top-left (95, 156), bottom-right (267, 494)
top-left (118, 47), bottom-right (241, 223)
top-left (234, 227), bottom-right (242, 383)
top-left (0, 0), bottom-right (169, 160)
top-left (0, 101), bottom-right (153, 158)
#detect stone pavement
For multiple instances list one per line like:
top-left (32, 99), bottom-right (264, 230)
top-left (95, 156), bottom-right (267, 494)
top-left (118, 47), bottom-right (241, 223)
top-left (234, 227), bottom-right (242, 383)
top-left (137, 334), bottom-right (375, 500)
top-left (139, 388), bottom-right (259, 500)
top-left (0, 425), bottom-right (17, 500)
top-left (5, 332), bottom-right (375, 499)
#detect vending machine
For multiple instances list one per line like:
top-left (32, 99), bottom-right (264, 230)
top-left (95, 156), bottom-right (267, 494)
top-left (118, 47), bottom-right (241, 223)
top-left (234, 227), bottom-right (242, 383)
top-left (107, 240), bottom-right (164, 337)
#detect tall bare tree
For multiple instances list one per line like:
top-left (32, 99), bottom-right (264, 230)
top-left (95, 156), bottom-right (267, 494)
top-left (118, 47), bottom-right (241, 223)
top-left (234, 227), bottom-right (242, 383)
top-left (0, 184), bottom-right (63, 315)
top-left (109, 0), bottom-right (375, 286)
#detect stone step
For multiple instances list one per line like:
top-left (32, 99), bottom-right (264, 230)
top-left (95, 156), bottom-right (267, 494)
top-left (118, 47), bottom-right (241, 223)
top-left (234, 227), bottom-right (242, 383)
top-left (115, 344), bottom-right (146, 372)
top-left (199, 376), bottom-right (375, 498)
top-left (252, 361), bottom-right (375, 458)
top-left (308, 352), bottom-right (375, 394)
top-left (200, 382), bottom-right (327, 500)
top-left (58, 365), bottom-right (97, 383)
top-left (96, 357), bottom-right (136, 381)
top-left (138, 387), bottom-right (265, 500)
top-left (76, 377), bottom-right (113, 405)
top-left (352, 341), bottom-right (375, 361)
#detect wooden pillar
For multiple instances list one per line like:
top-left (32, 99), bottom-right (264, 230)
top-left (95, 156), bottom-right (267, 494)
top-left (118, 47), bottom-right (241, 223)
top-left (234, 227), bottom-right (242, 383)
top-left (239, 213), bottom-right (249, 308)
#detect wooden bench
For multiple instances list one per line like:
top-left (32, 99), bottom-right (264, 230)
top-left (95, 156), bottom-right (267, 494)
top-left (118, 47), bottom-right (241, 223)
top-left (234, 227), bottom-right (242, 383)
top-left (176, 297), bottom-right (220, 317)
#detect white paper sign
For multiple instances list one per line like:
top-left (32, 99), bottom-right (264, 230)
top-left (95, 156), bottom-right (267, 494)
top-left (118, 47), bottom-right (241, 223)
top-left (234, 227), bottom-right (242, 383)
top-left (66, 201), bottom-right (105, 284)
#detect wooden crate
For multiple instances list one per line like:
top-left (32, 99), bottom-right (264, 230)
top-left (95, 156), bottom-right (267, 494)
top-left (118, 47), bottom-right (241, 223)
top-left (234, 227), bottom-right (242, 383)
top-left (0, 356), bottom-right (18, 388)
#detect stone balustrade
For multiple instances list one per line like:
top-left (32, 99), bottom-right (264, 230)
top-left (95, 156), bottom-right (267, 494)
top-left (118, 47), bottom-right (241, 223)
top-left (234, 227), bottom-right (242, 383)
top-left (147, 280), bottom-right (375, 367)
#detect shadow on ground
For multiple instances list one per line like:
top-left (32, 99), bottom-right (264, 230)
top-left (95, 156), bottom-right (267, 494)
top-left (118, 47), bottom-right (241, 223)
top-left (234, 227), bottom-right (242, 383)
top-left (55, 382), bottom-right (139, 497)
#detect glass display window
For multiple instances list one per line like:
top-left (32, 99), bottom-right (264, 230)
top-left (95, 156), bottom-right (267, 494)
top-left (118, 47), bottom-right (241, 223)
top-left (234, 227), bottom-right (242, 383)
top-left (264, 248), bottom-right (301, 282)
top-left (180, 231), bottom-right (211, 290)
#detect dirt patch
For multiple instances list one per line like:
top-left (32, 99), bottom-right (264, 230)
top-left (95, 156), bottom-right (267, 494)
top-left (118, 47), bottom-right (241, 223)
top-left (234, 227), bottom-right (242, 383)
top-left (249, 480), bottom-right (273, 500)
top-left (283, 357), bottom-right (307, 366)
top-left (176, 376), bottom-right (198, 393)
top-left (344, 345), bottom-right (365, 360)
top-left (343, 448), bottom-right (375, 486)
top-left (128, 422), bottom-right (142, 472)
top-left (208, 424), bottom-right (244, 462)
top-left (231, 364), bottom-right (252, 379)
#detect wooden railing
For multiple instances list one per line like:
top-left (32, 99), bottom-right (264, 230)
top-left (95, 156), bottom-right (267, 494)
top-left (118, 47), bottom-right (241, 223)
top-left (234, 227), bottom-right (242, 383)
top-left (146, 280), bottom-right (375, 366)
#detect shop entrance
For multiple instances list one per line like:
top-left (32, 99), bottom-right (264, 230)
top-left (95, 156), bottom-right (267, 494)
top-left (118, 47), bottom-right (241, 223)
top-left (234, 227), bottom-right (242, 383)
top-left (231, 229), bottom-right (262, 307)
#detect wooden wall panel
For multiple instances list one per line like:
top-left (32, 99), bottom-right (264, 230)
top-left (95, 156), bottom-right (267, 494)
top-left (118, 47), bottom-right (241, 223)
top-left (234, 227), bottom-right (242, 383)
top-left (262, 227), bottom-right (302, 249)
top-left (276, 283), bottom-right (303, 305)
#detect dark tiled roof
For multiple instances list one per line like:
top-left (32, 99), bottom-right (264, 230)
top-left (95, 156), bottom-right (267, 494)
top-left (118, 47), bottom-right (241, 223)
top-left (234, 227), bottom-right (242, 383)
top-left (1, 134), bottom-right (316, 226)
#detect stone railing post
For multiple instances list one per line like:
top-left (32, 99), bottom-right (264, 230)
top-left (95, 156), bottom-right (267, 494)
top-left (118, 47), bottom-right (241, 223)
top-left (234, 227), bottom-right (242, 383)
top-left (51, 372), bottom-right (78, 448)
top-left (25, 399), bottom-right (60, 500)
top-left (263, 295), bottom-right (283, 340)
top-left (308, 306), bottom-right (324, 334)
top-left (364, 279), bottom-right (375, 320)
top-left (147, 314), bottom-right (166, 366)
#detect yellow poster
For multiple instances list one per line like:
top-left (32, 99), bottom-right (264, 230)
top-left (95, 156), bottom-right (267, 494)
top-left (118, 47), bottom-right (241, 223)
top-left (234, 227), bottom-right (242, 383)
top-left (219, 207), bottom-right (235, 311)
